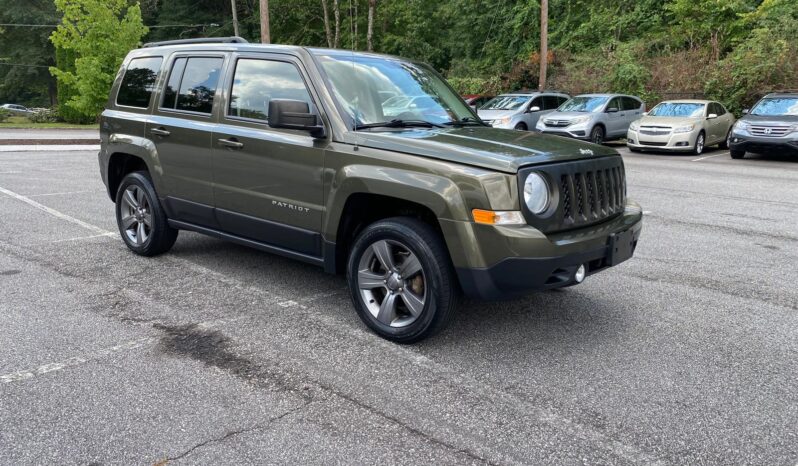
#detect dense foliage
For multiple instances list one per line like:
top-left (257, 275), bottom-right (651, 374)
top-left (1, 0), bottom-right (796, 118)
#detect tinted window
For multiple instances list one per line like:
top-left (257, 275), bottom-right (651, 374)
top-left (161, 57), bottom-right (223, 114)
top-left (528, 97), bottom-right (543, 110)
top-left (542, 96), bottom-right (559, 110)
top-left (117, 57), bottom-right (162, 108)
top-left (162, 58), bottom-right (187, 109)
top-left (622, 97), bottom-right (641, 111)
top-left (228, 59), bottom-right (312, 122)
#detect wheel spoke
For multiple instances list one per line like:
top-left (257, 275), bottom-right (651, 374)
top-left (142, 212), bottom-right (152, 227)
top-left (123, 188), bottom-right (138, 210)
top-left (136, 186), bottom-right (146, 207)
top-left (371, 240), bottom-right (395, 271)
top-left (401, 290), bottom-right (425, 316)
top-left (136, 222), bottom-right (145, 245)
top-left (358, 269), bottom-right (386, 290)
top-left (121, 215), bottom-right (137, 230)
top-left (398, 253), bottom-right (422, 277)
top-left (376, 292), bottom-right (398, 325)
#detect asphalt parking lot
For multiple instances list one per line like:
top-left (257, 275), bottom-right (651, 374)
top-left (1, 143), bottom-right (796, 465)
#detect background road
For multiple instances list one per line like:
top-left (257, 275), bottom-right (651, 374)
top-left (0, 144), bottom-right (796, 465)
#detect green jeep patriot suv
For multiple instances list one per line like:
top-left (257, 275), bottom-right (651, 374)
top-left (99, 37), bottom-right (643, 342)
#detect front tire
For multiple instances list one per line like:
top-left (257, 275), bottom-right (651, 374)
top-left (115, 171), bottom-right (178, 256)
top-left (730, 149), bottom-right (745, 159)
top-left (514, 122), bottom-right (528, 131)
top-left (692, 131), bottom-right (705, 155)
top-left (719, 128), bottom-right (731, 149)
top-left (346, 217), bottom-right (457, 343)
top-left (590, 126), bottom-right (605, 145)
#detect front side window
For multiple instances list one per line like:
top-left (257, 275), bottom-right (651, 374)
top-left (161, 57), bottom-right (223, 114)
top-left (750, 97), bottom-right (798, 116)
top-left (648, 103), bottom-right (705, 117)
top-left (117, 57), bottom-right (163, 108)
top-left (622, 97), bottom-right (641, 111)
top-left (558, 96), bottom-right (609, 113)
top-left (228, 59), bottom-right (313, 122)
top-left (315, 51), bottom-right (474, 126)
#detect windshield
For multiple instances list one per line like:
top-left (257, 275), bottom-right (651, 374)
top-left (314, 52), bottom-right (474, 127)
top-left (481, 95), bottom-right (530, 111)
top-left (750, 98), bottom-right (798, 116)
top-left (648, 103), bottom-right (705, 117)
top-left (558, 96), bottom-right (609, 113)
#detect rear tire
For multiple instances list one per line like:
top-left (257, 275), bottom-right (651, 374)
top-left (115, 171), bottom-right (178, 256)
top-left (346, 217), bottom-right (457, 343)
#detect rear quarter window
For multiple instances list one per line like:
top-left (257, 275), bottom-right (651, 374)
top-left (116, 57), bottom-right (163, 108)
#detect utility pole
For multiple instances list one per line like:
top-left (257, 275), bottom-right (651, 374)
top-left (538, 0), bottom-right (548, 91)
top-left (260, 0), bottom-right (270, 43)
top-left (231, 0), bottom-right (239, 37)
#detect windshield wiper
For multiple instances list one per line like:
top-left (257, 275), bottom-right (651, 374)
top-left (442, 117), bottom-right (488, 127)
top-left (354, 119), bottom-right (444, 130)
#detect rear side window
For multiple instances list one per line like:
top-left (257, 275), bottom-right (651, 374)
top-left (228, 59), bottom-right (313, 122)
top-left (622, 97), bottom-right (641, 111)
top-left (161, 57), bottom-right (224, 114)
top-left (116, 57), bottom-right (163, 108)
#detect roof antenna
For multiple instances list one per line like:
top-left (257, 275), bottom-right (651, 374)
top-left (350, 0), bottom-right (359, 150)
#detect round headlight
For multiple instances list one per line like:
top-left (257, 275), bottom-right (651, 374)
top-left (523, 172), bottom-right (550, 215)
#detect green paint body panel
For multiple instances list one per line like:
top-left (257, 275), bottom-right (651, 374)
top-left (99, 42), bottom-right (642, 298)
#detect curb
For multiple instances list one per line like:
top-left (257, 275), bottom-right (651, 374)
top-left (0, 139), bottom-right (100, 146)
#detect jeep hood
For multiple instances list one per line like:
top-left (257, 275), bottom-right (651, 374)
top-left (352, 127), bottom-right (618, 173)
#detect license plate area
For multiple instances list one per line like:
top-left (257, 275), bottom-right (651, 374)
top-left (607, 229), bottom-right (635, 266)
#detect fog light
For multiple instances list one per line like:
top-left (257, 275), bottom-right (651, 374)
top-left (574, 264), bottom-right (586, 283)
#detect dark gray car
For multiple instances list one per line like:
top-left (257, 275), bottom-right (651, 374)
top-left (729, 92), bottom-right (798, 159)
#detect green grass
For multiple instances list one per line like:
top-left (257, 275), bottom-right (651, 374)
top-left (0, 116), bottom-right (98, 129)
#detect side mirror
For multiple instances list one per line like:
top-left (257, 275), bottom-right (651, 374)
top-left (527, 106), bottom-right (541, 113)
top-left (742, 108), bottom-right (749, 114)
top-left (707, 113), bottom-right (718, 120)
top-left (642, 111), bottom-right (648, 116)
top-left (268, 99), bottom-right (325, 138)
top-left (606, 107), bottom-right (619, 113)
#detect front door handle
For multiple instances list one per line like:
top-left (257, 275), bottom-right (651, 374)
top-left (150, 127), bottom-right (170, 137)
top-left (217, 138), bottom-right (244, 149)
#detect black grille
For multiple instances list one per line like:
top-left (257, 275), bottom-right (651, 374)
top-left (639, 140), bottom-right (668, 146)
top-left (519, 156), bottom-right (626, 233)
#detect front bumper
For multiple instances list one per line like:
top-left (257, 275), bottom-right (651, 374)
top-left (446, 201), bottom-right (643, 300)
top-left (537, 127), bottom-right (589, 140)
top-left (626, 129), bottom-right (697, 151)
top-left (729, 131), bottom-right (798, 154)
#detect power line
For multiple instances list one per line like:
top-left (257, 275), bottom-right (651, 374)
top-left (0, 23), bottom-right (216, 29)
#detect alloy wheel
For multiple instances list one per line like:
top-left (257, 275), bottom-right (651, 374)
top-left (695, 133), bottom-right (705, 154)
top-left (592, 127), bottom-right (604, 144)
top-left (120, 185), bottom-right (152, 245)
top-left (356, 239), bottom-right (427, 328)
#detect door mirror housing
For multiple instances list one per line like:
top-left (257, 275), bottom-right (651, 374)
top-left (527, 106), bottom-right (541, 113)
top-left (606, 107), bottom-right (619, 113)
top-left (707, 113), bottom-right (718, 120)
top-left (742, 108), bottom-right (749, 114)
top-left (642, 111), bottom-right (648, 116)
top-left (268, 99), bottom-right (325, 138)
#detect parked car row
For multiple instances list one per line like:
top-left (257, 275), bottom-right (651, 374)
top-left (464, 90), bottom-right (798, 158)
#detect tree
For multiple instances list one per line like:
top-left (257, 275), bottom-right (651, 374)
top-left (322, 0), bottom-right (333, 47)
top-left (49, 0), bottom-right (148, 122)
top-left (367, 0), bottom-right (376, 51)
top-left (538, 0), bottom-right (547, 90)
top-left (0, 0), bottom-right (59, 107)
top-left (333, 0), bottom-right (340, 48)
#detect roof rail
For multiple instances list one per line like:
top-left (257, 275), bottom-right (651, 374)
top-left (142, 36), bottom-right (249, 48)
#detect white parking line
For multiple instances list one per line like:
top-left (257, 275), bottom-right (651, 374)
top-left (29, 189), bottom-right (106, 198)
top-left (0, 185), bottom-right (111, 236)
top-left (692, 152), bottom-right (729, 162)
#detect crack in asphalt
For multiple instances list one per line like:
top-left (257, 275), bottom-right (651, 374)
top-left (163, 402), bottom-right (312, 463)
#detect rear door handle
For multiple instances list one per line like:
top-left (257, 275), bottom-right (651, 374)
top-left (150, 127), bottom-right (170, 136)
top-left (217, 138), bottom-right (244, 149)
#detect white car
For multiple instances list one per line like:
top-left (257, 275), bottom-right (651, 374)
top-left (626, 100), bottom-right (735, 155)
top-left (0, 104), bottom-right (34, 115)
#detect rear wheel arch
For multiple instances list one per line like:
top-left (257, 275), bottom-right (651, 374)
top-left (107, 152), bottom-right (150, 201)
